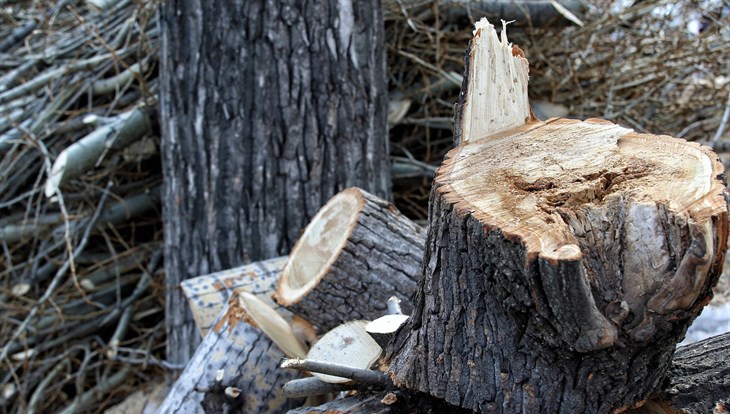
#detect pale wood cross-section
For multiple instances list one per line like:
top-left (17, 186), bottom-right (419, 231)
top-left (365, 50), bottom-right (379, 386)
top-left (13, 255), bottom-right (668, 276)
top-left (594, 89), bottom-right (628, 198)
top-left (386, 17), bottom-right (729, 414)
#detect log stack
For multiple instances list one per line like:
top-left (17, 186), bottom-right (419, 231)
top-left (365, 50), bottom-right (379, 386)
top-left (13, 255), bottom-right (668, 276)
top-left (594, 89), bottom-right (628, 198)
top-left (384, 18), bottom-right (729, 414)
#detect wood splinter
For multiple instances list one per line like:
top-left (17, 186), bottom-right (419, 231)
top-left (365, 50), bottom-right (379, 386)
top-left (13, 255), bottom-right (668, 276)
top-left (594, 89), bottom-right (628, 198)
top-left (157, 289), bottom-right (307, 413)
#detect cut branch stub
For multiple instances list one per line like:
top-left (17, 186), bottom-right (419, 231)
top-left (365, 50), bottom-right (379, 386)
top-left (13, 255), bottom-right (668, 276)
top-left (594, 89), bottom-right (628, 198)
top-left (386, 18), bottom-right (729, 414)
top-left (274, 187), bottom-right (425, 332)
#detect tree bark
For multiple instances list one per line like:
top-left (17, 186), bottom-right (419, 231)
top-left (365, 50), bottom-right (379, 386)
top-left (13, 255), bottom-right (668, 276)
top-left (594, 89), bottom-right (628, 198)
top-left (385, 19), bottom-right (729, 414)
top-left (157, 290), bottom-right (305, 414)
top-left (655, 332), bottom-right (730, 414)
top-left (159, 0), bottom-right (391, 364)
top-left (274, 188), bottom-right (425, 332)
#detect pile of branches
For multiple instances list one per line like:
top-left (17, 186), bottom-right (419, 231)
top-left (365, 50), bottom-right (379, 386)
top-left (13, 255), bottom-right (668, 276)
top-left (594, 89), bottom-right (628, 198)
top-left (1, 0), bottom-right (728, 412)
top-left (0, 1), bottom-right (165, 413)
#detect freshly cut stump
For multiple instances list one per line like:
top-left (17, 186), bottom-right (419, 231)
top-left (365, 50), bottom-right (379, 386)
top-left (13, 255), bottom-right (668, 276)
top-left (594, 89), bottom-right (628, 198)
top-left (157, 289), bottom-right (306, 414)
top-left (274, 187), bottom-right (425, 332)
top-left (386, 18), bottom-right (729, 414)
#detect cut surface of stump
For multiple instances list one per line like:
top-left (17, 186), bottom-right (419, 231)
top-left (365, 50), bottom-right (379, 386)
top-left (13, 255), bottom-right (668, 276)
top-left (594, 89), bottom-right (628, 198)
top-left (275, 187), bottom-right (425, 332)
top-left (386, 18), bottom-right (729, 414)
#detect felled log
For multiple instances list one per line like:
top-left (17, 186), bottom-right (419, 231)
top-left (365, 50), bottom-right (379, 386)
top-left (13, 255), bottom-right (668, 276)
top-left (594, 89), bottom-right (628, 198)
top-left (274, 187), bottom-right (425, 332)
top-left (157, 289), bottom-right (306, 414)
top-left (386, 0), bottom-right (588, 27)
top-left (285, 390), bottom-right (468, 414)
top-left (386, 19), bottom-right (729, 414)
top-left (180, 256), bottom-right (289, 336)
top-left (640, 332), bottom-right (730, 414)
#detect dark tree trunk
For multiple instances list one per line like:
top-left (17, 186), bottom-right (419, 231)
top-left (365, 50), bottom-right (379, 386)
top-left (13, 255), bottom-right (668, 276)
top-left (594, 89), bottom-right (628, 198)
top-left (159, 0), bottom-right (390, 364)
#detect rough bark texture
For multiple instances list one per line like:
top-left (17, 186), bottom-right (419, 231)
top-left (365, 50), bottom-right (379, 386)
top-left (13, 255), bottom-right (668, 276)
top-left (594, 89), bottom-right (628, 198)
top-left (180, 256), bottom-right (288, 337)
top-left (156, 297), bottom-right (302, 414)
top-left (159, 0), bottom-right (390, 364)
top-left (386, 19), bottom-right (727, 413)
top-left (275, 188), bottom-right (425, 332)
top-left (661, 332), bottom-right (730, 413)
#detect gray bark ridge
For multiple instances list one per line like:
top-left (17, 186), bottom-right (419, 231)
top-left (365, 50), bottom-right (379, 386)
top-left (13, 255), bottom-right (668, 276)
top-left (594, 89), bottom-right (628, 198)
top-left (662, 332), bottom-right (730, 414)
top-left (156, 302), bottom-right (301, 414)
top-left (276, 188), bottom-right (425, 332)
top-left (386, 189), bottom-right (708, 414)
top-left (159, 0), bottom-right (391, 364)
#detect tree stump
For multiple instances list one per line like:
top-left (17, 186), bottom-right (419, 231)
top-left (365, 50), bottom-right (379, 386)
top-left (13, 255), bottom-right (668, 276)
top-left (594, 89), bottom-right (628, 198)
top-left (386, 19), bottom-right (729, 414)
top-left (274, 187), bottom-right (425, 332)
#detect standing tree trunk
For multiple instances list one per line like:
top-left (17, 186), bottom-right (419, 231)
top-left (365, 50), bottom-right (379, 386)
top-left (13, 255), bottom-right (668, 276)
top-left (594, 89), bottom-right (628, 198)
top-left (386, 19), bottom-right (728, 414)
top-left (159, 0), bottom-right (390, 365)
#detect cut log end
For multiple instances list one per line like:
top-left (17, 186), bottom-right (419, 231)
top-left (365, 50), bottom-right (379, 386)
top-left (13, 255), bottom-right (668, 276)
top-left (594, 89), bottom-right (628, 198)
top-left (306, 320), bottom-right (382, 384)
top-left (273, 187), bottom-right (425, 332)
top-left (275, 188), bottom-right (363, 307)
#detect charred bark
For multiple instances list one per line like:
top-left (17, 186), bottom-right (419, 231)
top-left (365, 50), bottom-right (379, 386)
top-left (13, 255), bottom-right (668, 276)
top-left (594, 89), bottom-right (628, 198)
top-left (159, 0), bottom-right (390, 364)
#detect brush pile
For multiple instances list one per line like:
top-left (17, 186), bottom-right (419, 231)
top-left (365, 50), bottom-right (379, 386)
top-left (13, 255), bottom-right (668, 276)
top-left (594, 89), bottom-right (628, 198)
top-left (0, 0), bottom-right (728, 412)
top-left (0, 1), bottom-right (164, 413)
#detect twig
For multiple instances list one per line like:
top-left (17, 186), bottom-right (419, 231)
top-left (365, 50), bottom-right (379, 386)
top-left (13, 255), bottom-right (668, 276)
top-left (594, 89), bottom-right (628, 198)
top-left (712, 91), bottom-right (730, 145)
top-left (44, 105), bottom-right (154, 197)
top-left (57, 367), bottom-right (131, 414)
top-left (0, 180), bottom-right (114, 361)
top-left (27, 360), bottom-right (70, 414)
top-left (282, 377), bottom-right (350, 398)
top-left (280, 358), bottom-right (389, 386)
